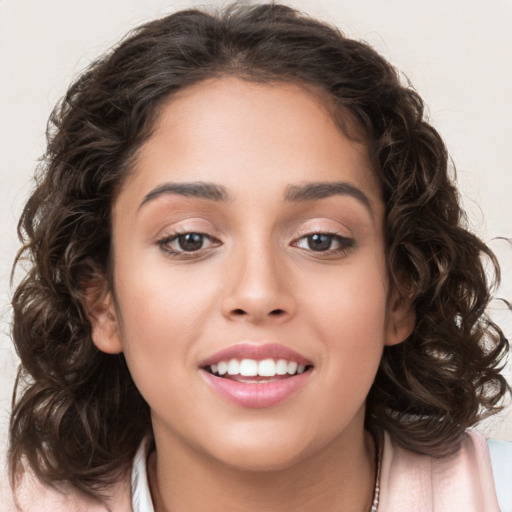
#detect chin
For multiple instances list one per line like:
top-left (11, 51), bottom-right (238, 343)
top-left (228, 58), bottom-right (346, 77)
top-left (216, 449), bottom-right (307, 473)
top-left (202, 430), bottom-right (317, 473)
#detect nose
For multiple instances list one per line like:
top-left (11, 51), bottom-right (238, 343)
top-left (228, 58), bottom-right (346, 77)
top-left (221, 245), bottom-right (296, 324)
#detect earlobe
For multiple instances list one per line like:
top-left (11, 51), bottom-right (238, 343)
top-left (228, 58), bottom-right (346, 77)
top-left (385, 290), bottom-right (416, 347)
top-left (83, 281), bottom-right (123, 354)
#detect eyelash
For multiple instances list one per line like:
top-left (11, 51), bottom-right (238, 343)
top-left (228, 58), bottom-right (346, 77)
top-left (291, 231), bottom-right (355, 255)
top-left (156, 231), bottom-right (221, 257)
top-left (156, 230), bottom-right (355, 258)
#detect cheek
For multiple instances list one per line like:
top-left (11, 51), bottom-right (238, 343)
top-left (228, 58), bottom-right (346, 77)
top-left (111, 257), bottom-right (219, 395)
top-left (115, 254), bottom-right (217, 333)
top-left (298, 253), bottom-right (388, 382)
top-left (303, 256), bottom-right (388, 339)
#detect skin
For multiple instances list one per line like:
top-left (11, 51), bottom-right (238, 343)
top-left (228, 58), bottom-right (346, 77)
top-left (88, 77), bottom-right (414, 511)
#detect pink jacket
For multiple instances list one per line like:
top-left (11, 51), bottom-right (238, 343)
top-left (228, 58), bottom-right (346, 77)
top-left (1, 429), bottom-right (501, 511)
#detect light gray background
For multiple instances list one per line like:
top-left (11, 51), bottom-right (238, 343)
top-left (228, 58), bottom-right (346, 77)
top-left (1, 0), bottom-right (511, 474)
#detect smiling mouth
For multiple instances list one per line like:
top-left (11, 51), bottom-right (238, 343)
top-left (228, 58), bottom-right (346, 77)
top-left (203, 358), bottom-right (314, 383)
top-left (200, 345), bottom-right (314, 407)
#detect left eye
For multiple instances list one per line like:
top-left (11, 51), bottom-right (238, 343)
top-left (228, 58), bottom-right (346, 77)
top-left (293, 233), bottom-right (354, 253)
top-left (158, 232), bottom-right (219, 253)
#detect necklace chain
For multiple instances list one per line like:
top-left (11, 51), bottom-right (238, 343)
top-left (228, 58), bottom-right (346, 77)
top-left (369, 432), bottom-right (383, 512)
top-left (148, 434), bottom-right (383, 512)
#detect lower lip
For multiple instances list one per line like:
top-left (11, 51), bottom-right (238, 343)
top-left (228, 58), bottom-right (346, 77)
top-left (200, 370), bottom-right (312, 408)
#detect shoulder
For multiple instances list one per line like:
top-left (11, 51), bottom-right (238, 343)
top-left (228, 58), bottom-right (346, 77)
top-left (378, 429), bottom-right (501, 512)
top-left (0, 460), bottom-right (17, 512)
top-left (0, 462), bottom-right (133, 512)
top-left (487, 437), bottom-right (512, 512)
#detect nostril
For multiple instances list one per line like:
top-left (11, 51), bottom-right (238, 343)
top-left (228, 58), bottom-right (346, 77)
top-left (269, 309), bottom-right (285, 316)
top-left (233, 308), bottom-right (246, 316)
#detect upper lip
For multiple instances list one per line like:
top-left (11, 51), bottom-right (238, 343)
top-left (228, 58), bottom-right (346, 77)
top-left (200, 343), bottom-right (312, 367)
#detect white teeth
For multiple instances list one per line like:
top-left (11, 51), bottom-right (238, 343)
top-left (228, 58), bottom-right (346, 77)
top-left (276, 359), bottom-right (288, 375)
top-left (258, 358), bottom-right (276, 377)
top-left (227, 359), bottom-right (240, 375)
top-left (217, 361), bottom-right (228, 375)
top-left (287, 361), bottom-right (298, 374)
top-left (239, 359), bottom-right (258, 376)
top-left (208, 358), bottom-right (309, 377)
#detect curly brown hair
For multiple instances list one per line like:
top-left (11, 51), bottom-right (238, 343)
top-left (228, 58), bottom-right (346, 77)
top-left (9, 2), bottom-right (510, 505)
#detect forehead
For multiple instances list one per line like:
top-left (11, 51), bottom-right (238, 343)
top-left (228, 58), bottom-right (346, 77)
top-left (119, 77), bottom-right (381, 209)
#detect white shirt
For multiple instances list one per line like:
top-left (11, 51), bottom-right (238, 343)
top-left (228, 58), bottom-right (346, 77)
top-left (131, 437), bottom-right (155, 512)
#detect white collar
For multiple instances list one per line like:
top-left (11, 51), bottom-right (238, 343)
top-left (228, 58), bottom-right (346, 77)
top-left (131, 437), bottom-right (155, 512)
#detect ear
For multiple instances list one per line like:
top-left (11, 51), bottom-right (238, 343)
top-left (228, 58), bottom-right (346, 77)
top-left (385, 288), bottom-right (416, 347)
top-left (83, 277), bottom-right (123, 354)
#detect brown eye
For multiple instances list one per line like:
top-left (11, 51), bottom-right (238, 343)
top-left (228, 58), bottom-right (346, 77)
top-left (177, 233), bottom-right (205, 252)
top-left (306, 233), bottom-right (333, 251)
top-left (157, 231), bottom-right (220, 256)
top-left (293, 232), bottom-right (355, 255)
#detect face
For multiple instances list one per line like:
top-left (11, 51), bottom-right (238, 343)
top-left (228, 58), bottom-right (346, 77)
top-left (89, 77), bottom-right (413, 471)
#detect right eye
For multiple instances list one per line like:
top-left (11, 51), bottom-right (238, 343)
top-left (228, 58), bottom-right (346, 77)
top-left (157, 232), bottom-right (221, 256)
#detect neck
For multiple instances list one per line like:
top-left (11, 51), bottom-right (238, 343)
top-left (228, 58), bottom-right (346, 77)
top-left (148, 422), bottom-right (377, 512)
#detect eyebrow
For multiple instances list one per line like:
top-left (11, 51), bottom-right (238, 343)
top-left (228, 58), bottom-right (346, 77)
top-left (139, 182), bottom-right (231, 209)
top-left (284, 181), bottom-right (373, 212)
top-left (138, 180), bottom-right (373, 214)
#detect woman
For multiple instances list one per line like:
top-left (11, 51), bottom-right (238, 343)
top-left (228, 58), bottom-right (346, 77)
top-left (6, 3), bottom-right (510, 511)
